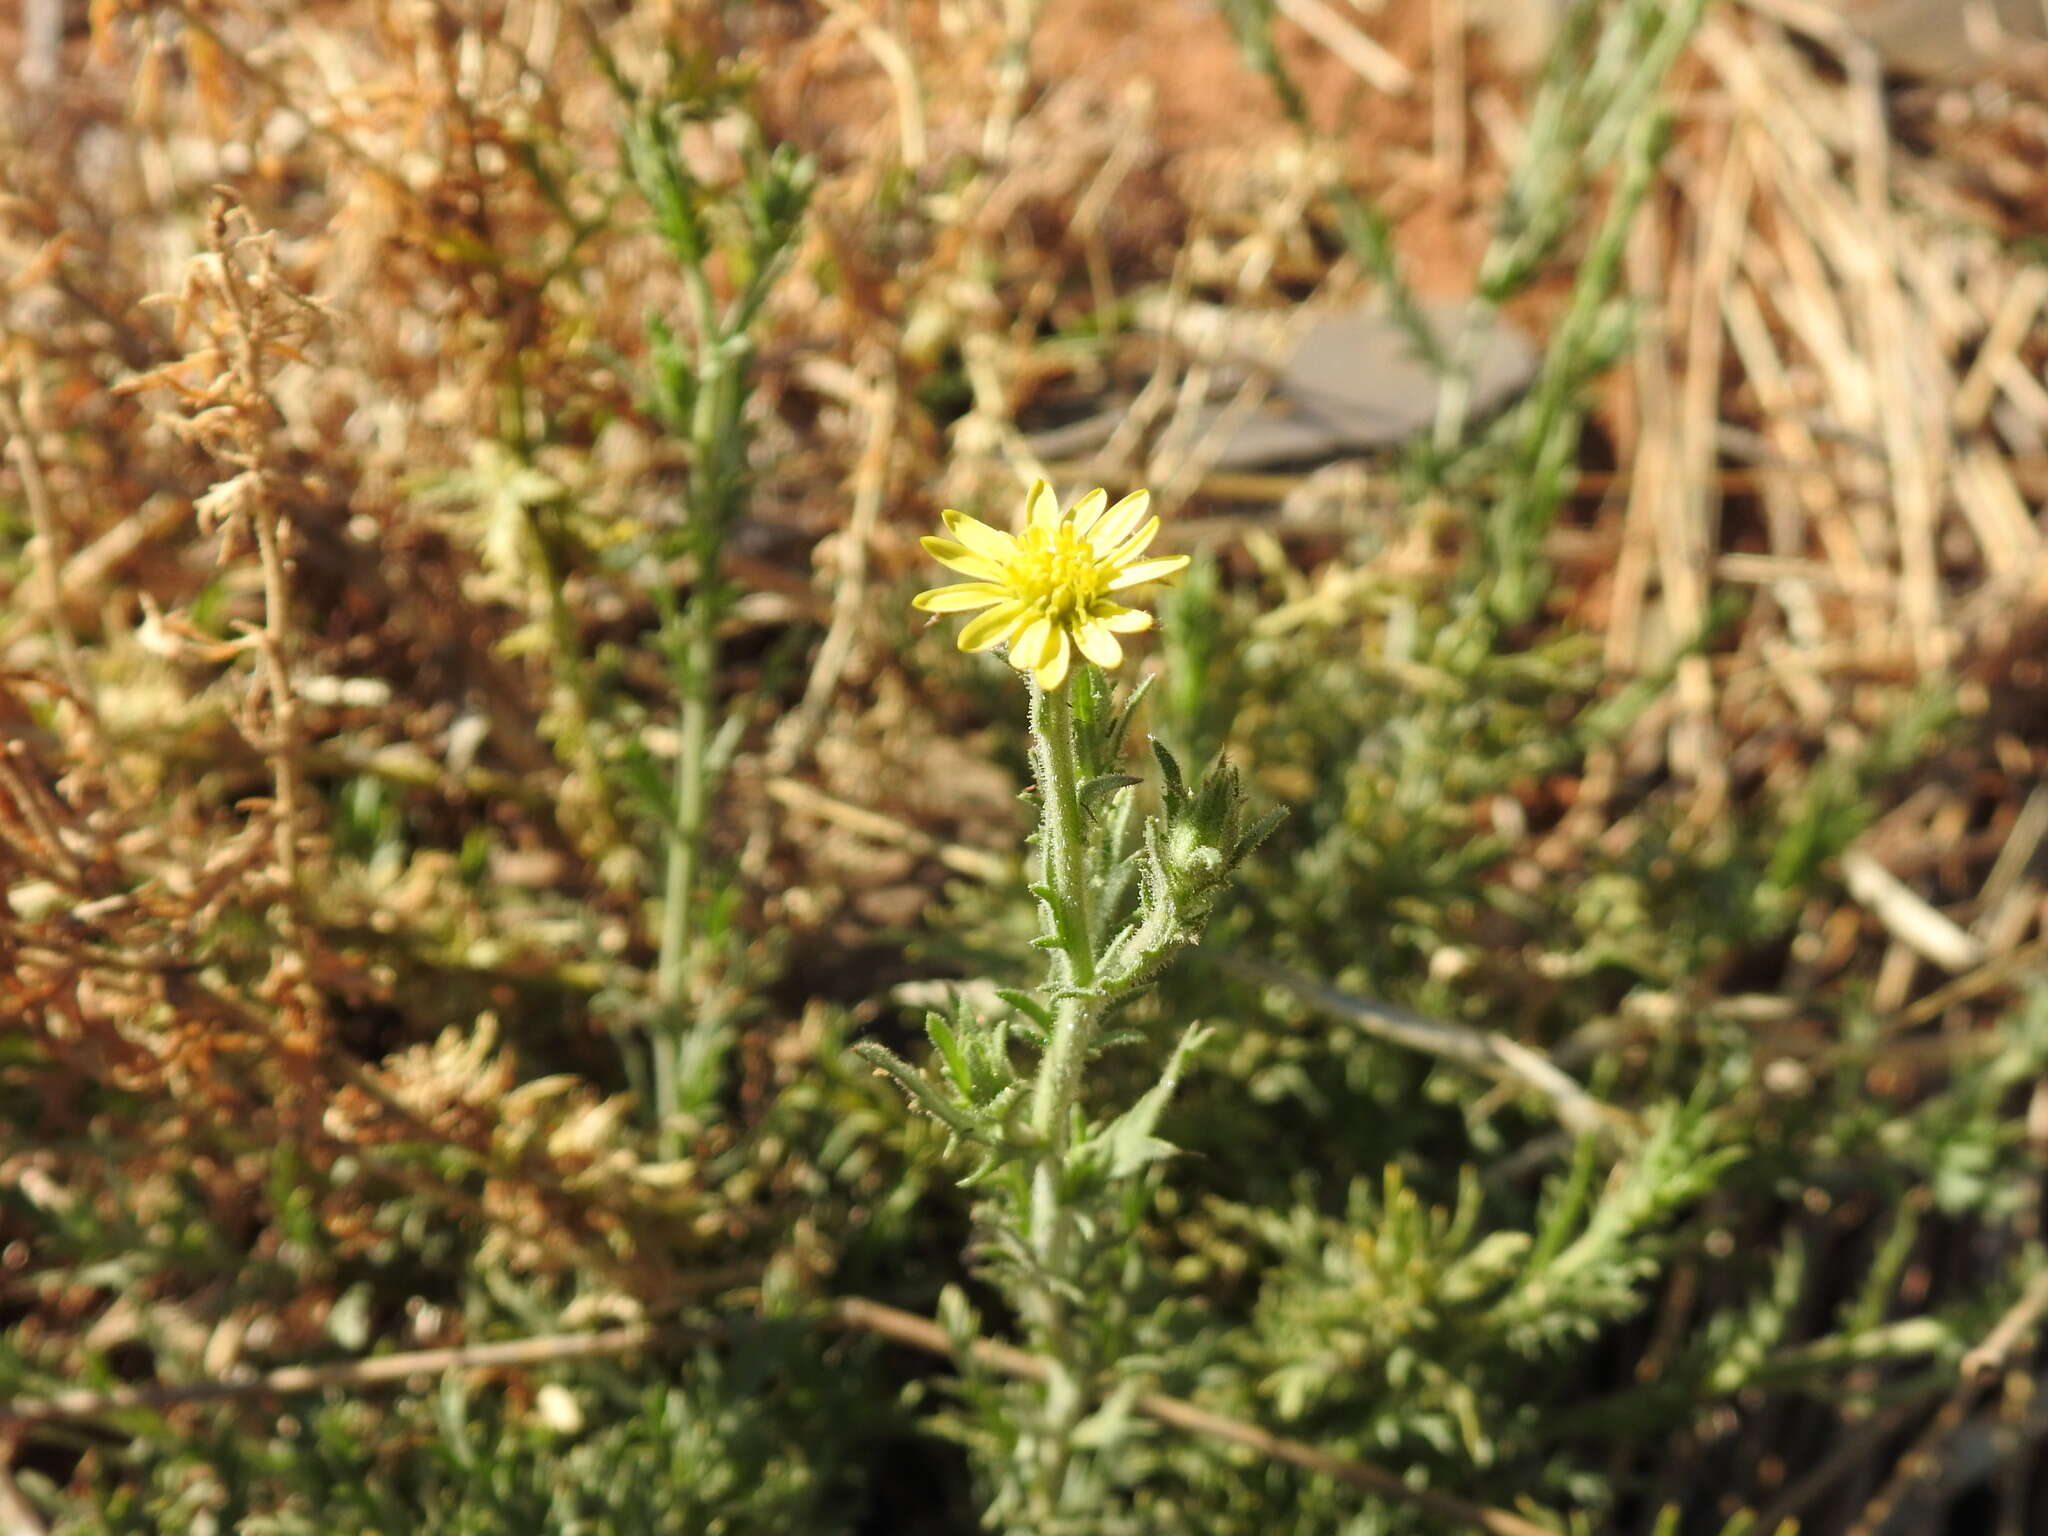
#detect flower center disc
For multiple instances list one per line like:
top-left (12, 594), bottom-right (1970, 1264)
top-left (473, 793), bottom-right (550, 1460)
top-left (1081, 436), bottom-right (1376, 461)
top-left (1013, 525), bottom-right (1104, 624)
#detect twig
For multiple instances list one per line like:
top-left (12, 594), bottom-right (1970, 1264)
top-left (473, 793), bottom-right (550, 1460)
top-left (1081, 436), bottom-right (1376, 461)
top-left (1273, 0), bottom-right (1413, 95)
top-left (764, 775), bottom-right (1013, 885)
top-left (1842, 850), bottom-right (1986, 975)
top-left (0, 1326), bottom-right (674, 1427)
top-left (1960, 1265), bottom-right (2048, 1386)
top-left (1974, 786), bottom-right (2048, 938)
top-left (57, 494), bottom-right (191, 613)
top-left (820, 1), bottom-right (928, 167)
top-left (1220, 954), bottom-right (1639, 1143)
top-left (1953, 267), bottom-right (2048, 434)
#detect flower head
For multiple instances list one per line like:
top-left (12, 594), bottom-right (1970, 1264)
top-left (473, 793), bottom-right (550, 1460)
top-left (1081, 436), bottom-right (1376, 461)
top-left (912, 480), bottom-right (1189, 690)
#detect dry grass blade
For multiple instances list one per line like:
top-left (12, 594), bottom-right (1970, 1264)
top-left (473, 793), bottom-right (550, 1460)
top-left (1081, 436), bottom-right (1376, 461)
top-left (1273, 0), bottom-right (1414, 95)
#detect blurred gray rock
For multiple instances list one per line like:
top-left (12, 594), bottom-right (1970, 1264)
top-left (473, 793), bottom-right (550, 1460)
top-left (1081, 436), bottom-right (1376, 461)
top-left (1027, 297), bottom-right (1539, 470)
top-left (1206, 298), bottom-right (1537, 469)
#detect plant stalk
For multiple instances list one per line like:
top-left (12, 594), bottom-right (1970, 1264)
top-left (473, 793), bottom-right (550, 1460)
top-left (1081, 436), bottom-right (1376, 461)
top-left (1021, 678), bottom-right (1101, 1514)
top-left (651, 331), bottom-right (738, 1152)
top-left (653, 597), bottom-right (716, 1154)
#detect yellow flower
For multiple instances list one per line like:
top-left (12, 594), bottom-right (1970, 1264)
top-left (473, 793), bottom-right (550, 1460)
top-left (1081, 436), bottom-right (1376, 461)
top-left (912, 480), bottom-right (1190, 691)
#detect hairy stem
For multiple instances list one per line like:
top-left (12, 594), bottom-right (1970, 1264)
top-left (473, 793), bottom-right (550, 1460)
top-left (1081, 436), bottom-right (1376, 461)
top-left (1021, 678), bottom-right (1100, 1515)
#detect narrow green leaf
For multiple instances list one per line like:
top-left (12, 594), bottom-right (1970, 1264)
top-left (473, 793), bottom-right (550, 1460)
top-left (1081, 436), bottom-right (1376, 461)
top-left (1150, 737), bottom-right (1187, 806)
top-left (995, 988), bottom-right (1055, 1032)
top-left (851, 1041), bottom-right (978, 1136)
top-left (924, 1010), bottom-right (973, 1098)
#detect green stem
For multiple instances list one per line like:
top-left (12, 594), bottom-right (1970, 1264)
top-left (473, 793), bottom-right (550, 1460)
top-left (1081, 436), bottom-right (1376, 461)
top-left (1021, 678), bottom-right (1100, 1514)
top-left (650, 335), bottom-right (737, 1152)
top-left (1034, 680), bottom-right (1096, 994)
top-left (653, 599), bottom-right (714, 1155)
top-left (1028, 683), bottom-right (1096, 1174)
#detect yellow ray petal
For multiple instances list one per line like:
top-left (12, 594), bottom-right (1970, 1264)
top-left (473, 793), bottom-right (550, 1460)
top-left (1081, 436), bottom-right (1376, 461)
top-left (957, 600), bottom-right (1026, 652)
top-left (919, 536), bottom-right (1006, 582)
top-left (1074, 621), bottom-right (1123, 668)
top-left (1067, 487), bottom-right (1110, 535)
top-left (1008, 615), bottom-right (1055, 673)
top-left (913, 582), bottom-right (1011, 613)
top-left (1034, 627), bottom-right (1073, 690)
top-left (1086, 489), bottom-right (1151, 551)
top-left (1105, 554), bottom-right (1191, 591)
top-left (941, 509), bottom-right (1020, 563)
top-left (1093, 605), bottom-right (1153, 634)
top-left (1100, 515), bottom-right (1161, 566)
top-left (1025, 479), bottom-right (1061, 532)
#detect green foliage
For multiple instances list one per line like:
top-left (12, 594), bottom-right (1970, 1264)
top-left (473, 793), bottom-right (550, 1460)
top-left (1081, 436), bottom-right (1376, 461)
top-left (50, 1349), bottom-right (863, 1536)
top-left (1218, 1104), bottom-right (1735, 1468)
